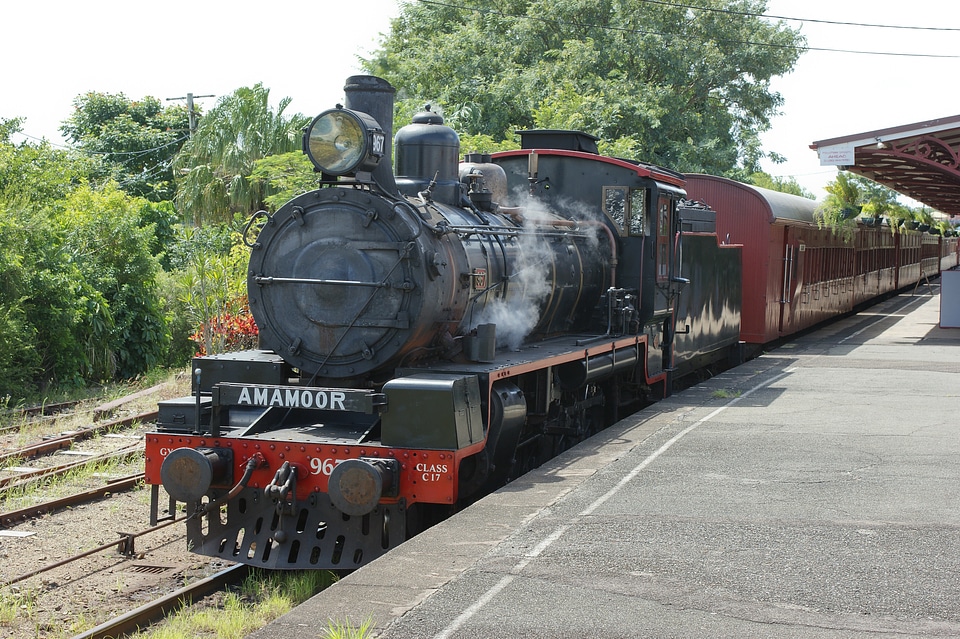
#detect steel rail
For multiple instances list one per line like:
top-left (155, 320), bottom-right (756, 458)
top-left (0, 409), bottom-right (158, 464)
top-left (71, 563), bottom-right (250, 639)
top-left (0, 442), bottom-right (141, 491)
top-left (13, 399), bottom-right (82, 418)
top-left (0, 496), bottom-right (184, 588)
top-left (0, 400), bottom-right (84, 435)
top-left (0, 473), bottom-right (144, 528)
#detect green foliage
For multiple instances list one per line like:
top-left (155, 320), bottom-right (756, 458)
top-left (1, 105), bottom-right (275, 396)
top-left (856, 177), bottom-right (898, 218)
top-left (322, 618), bottom-right (375, 639)
top-left (746, 171), bottom-right (815, 199)
top-left (814, 172), bottom-right (935, 238)
top-left (60, 92), bottom-right (191, 202)
top-left (0, 147), bottom-right (170, 398)
top-left (138, 199), bottom-right (181, 268)
top-left (916, 207), bottom-right (935, 226)
top-left (156, 270), bottom-right (201, 367)
top-left (0, 214), bottom-right (44, 396)
top-left (172, 84), bottom-right (311, 225)
top-left (50, 184), bottom-right (170, 379)
top-left (869, 200), bottom-right (912, 230)
top-left (0, 119), bottom-right (93, 205)
top-left (167, 223), bottom-right (251, 357)
top-left (0, 117), bottom-right (24, 142)
top-left (458, 132), bottom-right (521, 155)
top-left (249, 151), bottom-right (316, 211)
top-left (365, 0), bottom-right (804, 175)
top-left (815, 172), bottom-right (862, 241)
top-left (0, 194), bottom-right (103, 392)
top-left (129, 569), bottom-right (335, 639)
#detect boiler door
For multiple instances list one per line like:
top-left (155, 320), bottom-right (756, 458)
top-left (248, 189), bottom-right (432, 378)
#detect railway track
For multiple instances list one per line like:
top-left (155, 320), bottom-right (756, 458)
top-left (71, 563), bottom-right (250, 639)
top-left (0, 470), bottom-right (245, 639)
top-left (0, 442), bottom-right (141, 492)
top-left (0, 502), bottom-right (181, 587)
top-left (9, 398), bottom-right (82, 419)
top-left (0, 378), bottom-right (271, 638)
top-left (0, 409), bottom-right (158, 465)
top-left (0, 472), bottom-right (144, 528)
top-left (0, 379), bottom-right (334, 638)
top-left (0, 401), bottom-right (158, 515)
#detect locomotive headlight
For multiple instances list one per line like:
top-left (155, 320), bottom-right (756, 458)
top-left (303, 106), bottom-right (386, 176)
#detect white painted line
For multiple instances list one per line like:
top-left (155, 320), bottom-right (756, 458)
top-left (838, 295), bottom-right (925, 344)
top-left (432, 368), bottom-right (795, 639)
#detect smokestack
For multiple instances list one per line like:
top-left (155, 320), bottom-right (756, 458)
top-left (343, 75), bottom-right (399, 196)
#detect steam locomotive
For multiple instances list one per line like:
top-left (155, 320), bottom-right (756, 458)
top-left (143, 74), bottom-right (743, 570)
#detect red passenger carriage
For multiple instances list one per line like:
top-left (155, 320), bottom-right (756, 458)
top-left (686, 174), bottom-right (958, 348)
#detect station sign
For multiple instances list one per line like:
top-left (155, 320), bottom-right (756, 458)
top-left (818, 144), bottom-right (856, 166)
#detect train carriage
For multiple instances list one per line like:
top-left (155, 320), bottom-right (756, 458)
top-left (685, 174), bottom-right (951, 348)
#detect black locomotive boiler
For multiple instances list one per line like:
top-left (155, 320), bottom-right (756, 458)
top-left (145, 75), bottom-right (742, 570)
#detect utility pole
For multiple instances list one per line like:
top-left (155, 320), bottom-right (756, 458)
top-left (166, 92), bottom-right (215, 135)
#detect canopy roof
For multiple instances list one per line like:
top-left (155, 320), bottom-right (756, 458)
top-left (810, 115), bottom-right (960, 217)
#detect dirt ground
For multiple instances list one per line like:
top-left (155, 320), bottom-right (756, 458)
top-left (0, 483), bottom-right (230, 639)
top-left (0, 375), bottom-right (231, 638)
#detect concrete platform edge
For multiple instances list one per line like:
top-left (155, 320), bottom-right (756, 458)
top-left (245, 400), bottom-right (706, 638)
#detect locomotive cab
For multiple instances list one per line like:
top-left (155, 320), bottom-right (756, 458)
top-left (491, 131), bottom-right (693, 381)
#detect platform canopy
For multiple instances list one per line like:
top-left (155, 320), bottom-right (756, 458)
top-left (810, 115), bottom-right (960, 217)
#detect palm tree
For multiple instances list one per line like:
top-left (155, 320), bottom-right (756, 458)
top-left (173, 84), bottom-right (310, 225)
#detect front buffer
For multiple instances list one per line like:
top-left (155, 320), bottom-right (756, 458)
top-left (145, 368), bottom-right (484, 570)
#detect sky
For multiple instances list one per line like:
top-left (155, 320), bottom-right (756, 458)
top-left (3, 0), bottom-right (959, 202)
top-left (758, 0), bottom-right (960, 198)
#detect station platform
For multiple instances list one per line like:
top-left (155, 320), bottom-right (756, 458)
top-left (248, 287), bottom-right (960, 639)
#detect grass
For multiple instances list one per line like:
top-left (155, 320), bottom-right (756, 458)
top-left (711, 388), bottom-right (742, 399)
top-left (0, 367), bottom-right (183, 415)
top-left (0, 453), bottom-right (139, 512)
top-left (0, 368), bottom-right (189, 438)
top-left (323, 617), bottom-right (375, 639)
top-left (130, 569), bottom-right (341, 639)
top-left (0, 589), bottom-right (39, 625)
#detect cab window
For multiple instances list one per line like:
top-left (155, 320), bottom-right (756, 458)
top-left (603, 187), bottom-right (626, 233)
top-left (603, 187), bottom-right (647, 237)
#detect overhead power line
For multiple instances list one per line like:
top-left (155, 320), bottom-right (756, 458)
top-left (166, 92), bottom-right (215, 136)
top-left (638, 0), bottom-right (960, 32)
top-left (416, 0), bottom-right (960, 59)
top-left (87, 135), bottom-right (191, 158)
top-left (12, 133), bottom-right (189, 156)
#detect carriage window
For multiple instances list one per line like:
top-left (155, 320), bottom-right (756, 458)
top-left (629, 190), bottom-right (646, 236)
top-left (603, 187), bottom-right (627, 234)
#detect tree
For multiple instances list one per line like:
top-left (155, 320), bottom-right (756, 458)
top-left (60, 93), bottom-right (190, 202)
top-left (746, 171), bottom-right (815, 199)
top-left (0, 120), bottom-right (93, 396)
top-left (815, 172), bottom-right (862, 238)
top-left (0, 188), bottom-right (120, 393)
top-left (248, 151), bottom-right (316, 211)
top-left (53, 184), bottom-right (170, 379)
top-left (0, 117), bottom-right (93, 205)
top-left (0, 119), bottom-right (175, 399)
top-left (162, 222), bottom-right (253, 357)
top-left (364, 0), bottom-right (804, 176)
top-left (0, 207), bottom-right (47, 397)
top-left (172, 84), bottom-right (310, 225)
top-left (815, 172), bottom-right (911, 237)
